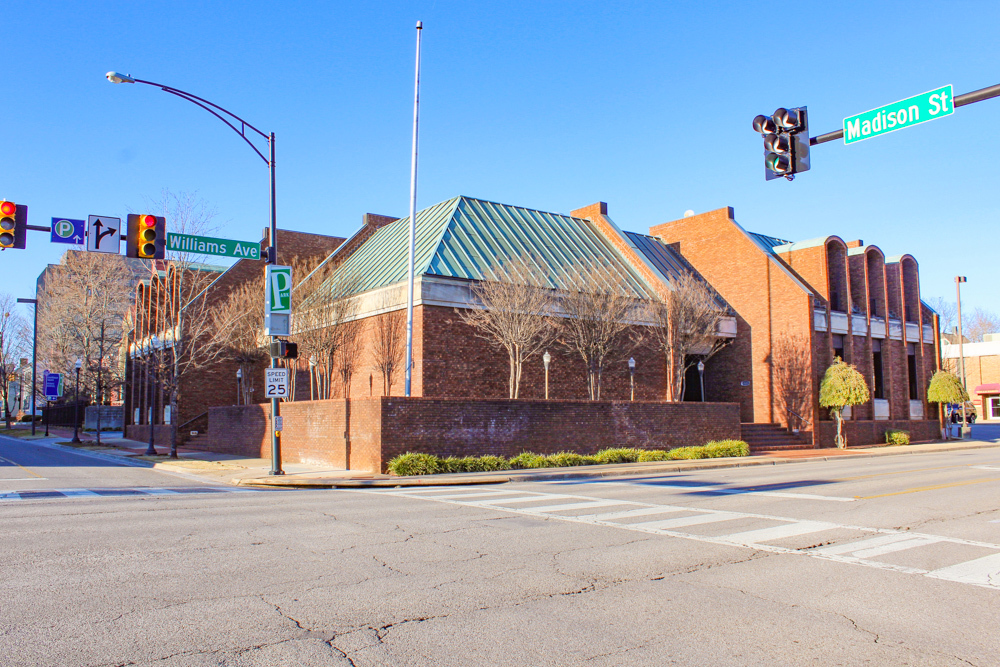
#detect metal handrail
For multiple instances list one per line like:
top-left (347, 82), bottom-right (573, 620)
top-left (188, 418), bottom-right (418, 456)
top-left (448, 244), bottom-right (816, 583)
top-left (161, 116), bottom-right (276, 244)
top-left (177, 411), bottom-right (208, 432)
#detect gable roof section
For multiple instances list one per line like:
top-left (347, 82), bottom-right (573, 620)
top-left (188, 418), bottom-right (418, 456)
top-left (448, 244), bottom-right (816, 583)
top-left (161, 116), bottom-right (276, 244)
top-left (302, 196), bottom-right (653, 308)
top-left (624, 231), bottom-right (731, 311)
top-left (748, 231), bottom-right (792, 254)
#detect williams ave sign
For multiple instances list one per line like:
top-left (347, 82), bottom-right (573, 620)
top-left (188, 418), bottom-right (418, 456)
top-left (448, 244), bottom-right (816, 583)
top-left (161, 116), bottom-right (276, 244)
top-left (166, 232), bottom-right (261, 259)
top-left (844, 85), bottom-right (953, 144)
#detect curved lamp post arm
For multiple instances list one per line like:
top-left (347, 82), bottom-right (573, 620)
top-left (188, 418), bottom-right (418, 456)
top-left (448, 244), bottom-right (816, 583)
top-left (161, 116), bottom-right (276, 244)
top-left (107, 72), bottom-right (270, 165)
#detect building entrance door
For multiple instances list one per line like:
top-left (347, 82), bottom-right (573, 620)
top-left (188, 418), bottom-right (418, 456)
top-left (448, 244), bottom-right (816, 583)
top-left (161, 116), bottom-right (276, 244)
top-left (990, 397), bottom-right (1000, 420)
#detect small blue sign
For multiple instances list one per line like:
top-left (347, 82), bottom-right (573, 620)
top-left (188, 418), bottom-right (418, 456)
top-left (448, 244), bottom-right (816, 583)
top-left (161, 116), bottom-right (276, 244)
top-left (51, 218), bottom-right (85, 245)
top-left (44, 373), bottom-right (62, 399)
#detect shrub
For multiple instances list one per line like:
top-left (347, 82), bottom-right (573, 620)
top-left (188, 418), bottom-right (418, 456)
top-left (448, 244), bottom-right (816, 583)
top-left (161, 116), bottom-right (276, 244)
top-left (475, 455), bottom-right (512, 472)
top-left (637, 449), bottom-right (671, 462)
top-left (440, 456), bottom-right (474, 473)
top-left (387, 452), bottom-right (442, 476)
top-left (667, 447), bottom-right (705, 460)
top-left (592, 448), bottom-right (644, 464)
top-left (509, 452), bottom-right (548, 469)
top-left (884, 430), bottom-right (910, 446)
top-left (703, 440), bottom-right (750, 458)
top-left (544, 452), bottom-right (596, 468)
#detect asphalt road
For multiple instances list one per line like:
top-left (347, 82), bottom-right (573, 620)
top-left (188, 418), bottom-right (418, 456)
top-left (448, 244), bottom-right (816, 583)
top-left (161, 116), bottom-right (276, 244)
top-left (3, 435), bottom-right (1000, 666)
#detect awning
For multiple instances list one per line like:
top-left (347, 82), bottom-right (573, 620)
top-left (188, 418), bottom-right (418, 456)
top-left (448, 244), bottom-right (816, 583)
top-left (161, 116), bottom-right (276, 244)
top-left (973, 383), bottom-right (1000, 394)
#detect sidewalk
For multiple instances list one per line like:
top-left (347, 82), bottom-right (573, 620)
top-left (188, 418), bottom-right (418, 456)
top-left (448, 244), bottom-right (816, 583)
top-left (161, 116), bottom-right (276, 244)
top-left (6, 424), bottom-right (999, 489)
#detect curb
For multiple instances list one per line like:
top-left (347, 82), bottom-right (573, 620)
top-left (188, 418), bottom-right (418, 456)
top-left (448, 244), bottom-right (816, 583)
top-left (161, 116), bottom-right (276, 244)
top-left (236, 440), bottom-right (1000, 489)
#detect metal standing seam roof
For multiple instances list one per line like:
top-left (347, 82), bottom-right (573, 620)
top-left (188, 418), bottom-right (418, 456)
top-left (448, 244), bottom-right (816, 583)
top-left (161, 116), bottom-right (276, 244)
top-left (747, 231), bottom-right (793, 254)
top-left (300, 196), bottom-right (654, 308)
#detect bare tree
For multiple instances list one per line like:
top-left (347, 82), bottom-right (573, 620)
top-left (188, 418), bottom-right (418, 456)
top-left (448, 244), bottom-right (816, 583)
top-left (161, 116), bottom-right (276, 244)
top-left (0, 296), bottom-right (29, 428)
top-left (371, 289), bottom-right (406, 397)
top-left (928, 297), bottom-right (957, 335)
top-left (771, 332), bottom-right (812, 431)
top-left (964, 307), bottom-right (1000, 343)
top-left (293, 269), bottom-right (364, 400)
top-left (212, 275), bottom-right (267, 405)
top-left (556, 262), bottom-right (644, 400)
top-left (335, 319), bottom-right (365, 398)
top-left (37, 252), bottom-right (133, 441)
top-left (458, 257), bottom-right (555, 398)
top-left (646, 272), bottom-right (729, 402)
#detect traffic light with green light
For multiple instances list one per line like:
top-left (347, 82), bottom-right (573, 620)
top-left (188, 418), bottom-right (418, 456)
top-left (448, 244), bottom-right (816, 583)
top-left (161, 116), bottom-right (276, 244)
top-left (0, 201), bottom-right (27, 249)
top-left (126, 214), bottom-right (166, 259)
top-left (753, 107), bottom-right (810, 180)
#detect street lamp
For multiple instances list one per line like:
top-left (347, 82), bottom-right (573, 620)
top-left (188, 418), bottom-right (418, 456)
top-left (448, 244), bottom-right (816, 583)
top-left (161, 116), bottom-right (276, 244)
top-left (107, 71), bottom-right (283, 473)
top-left (956, 276), bottom-right (968, 438)
top-left (308, 355), bottom-right (316, 401)
top-left (697, 360), bottom-right (706, 402)
top-left (72, 358), bottom-right (82, 443)
top-left (543, 351), bottom-right (551, 400)
top-left (236, 368), bottom-right (243, 406)
top-left (628, 357), bottom-right (636, 401)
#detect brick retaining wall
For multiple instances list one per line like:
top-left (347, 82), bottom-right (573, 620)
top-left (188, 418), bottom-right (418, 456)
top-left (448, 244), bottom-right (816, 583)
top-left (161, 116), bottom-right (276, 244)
top-left (206, 398), bottom-right (741, 473)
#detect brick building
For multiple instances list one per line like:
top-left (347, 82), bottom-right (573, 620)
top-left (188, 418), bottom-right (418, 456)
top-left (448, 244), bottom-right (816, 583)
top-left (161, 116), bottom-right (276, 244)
top-left (652, 207), bottom-right (941, 446)
top-left (942, 334), bottom-right (1000, 421)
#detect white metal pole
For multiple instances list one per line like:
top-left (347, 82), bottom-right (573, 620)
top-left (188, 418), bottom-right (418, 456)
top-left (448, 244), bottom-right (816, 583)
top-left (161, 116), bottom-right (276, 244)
top-left (404, 20), bottom-right (422, 397)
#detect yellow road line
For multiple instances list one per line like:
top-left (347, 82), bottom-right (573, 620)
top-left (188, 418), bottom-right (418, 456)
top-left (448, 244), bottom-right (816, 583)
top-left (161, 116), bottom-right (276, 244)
top-left (836, 464), bottom-right (974, 481)
top-left (856, 477), bottom-right (1000, 500)
top-left (0, 454), bottom-right (45, 479)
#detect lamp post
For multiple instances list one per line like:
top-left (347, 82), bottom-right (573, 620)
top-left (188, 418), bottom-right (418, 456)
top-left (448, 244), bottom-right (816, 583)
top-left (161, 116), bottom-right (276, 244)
top-left (72, 358), bottom-right (82, 443)
top-left (542, 351), bottom-right (551, 399)
top-left (697, 360), bottom-right (706, 402)
top-left (236, 368), bottom-right (243, 406)
top-left (628, 357), bottom-right (636, 401)
top-left (956, 276), bottom-right (968, 438)
top-left (308, 355), bottom-right (316, 401)
top-left (107, 71), bottom-right (282, 473)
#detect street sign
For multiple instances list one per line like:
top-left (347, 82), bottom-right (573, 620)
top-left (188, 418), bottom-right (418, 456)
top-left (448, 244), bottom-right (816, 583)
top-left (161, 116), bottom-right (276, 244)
top-left (265, 265), bottom-right (292, 314)
top-left (264, 368), bottom-right (289, 399)
top-left (166, 232), bottom-right (261, 260)
top-left (51, 218), bottom-right (85, 245)
top-left (43, 373), bottom-right (62, 400)
top-left (844, 85), bottom-right (953, 145)
top-left (86, 215), bottom-right (122, 253)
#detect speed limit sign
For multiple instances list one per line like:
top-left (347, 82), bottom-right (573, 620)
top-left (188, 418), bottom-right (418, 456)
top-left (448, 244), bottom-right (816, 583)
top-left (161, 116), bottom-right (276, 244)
top-left (264, 368), bottom-right (289, 398)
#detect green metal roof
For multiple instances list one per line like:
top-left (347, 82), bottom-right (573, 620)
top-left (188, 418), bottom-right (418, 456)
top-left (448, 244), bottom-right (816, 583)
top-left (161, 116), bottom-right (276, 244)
top-left (300, 196), bottom-right (653, 308)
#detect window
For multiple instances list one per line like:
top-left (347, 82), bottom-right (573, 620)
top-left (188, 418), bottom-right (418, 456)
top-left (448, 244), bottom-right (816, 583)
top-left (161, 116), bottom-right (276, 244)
top-left (870, 297), bottom-right (879, 317)
top-left (873, 339), bottom-right (885, 399)
top-left (832, 334), bottom-right (845, 362)
top-left (907, 343), bottom-right (918, 400)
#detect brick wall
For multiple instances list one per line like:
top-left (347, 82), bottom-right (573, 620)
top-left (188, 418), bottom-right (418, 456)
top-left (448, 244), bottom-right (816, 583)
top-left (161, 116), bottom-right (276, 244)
top-left (816, 419), bottom-right (940, 448)
top-left (207, 398), bottom-right (741, 473)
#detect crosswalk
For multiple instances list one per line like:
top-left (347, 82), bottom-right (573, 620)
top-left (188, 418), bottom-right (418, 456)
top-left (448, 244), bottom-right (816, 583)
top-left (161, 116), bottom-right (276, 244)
top-left (0, 486), bottom-right (265, 501)
top-left (370, 487), bottom-right (1000, 591)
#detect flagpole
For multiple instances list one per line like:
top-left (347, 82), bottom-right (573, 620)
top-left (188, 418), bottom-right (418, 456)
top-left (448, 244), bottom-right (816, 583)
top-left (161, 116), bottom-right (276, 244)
top-left (404, 20), bottom-right (422, 397)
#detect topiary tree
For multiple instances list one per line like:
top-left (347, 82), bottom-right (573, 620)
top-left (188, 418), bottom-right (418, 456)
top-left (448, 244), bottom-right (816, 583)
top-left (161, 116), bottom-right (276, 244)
top-left (819, 358), bottom-right (870, 448)
top-left (927, 370), bottom-right (969, 440)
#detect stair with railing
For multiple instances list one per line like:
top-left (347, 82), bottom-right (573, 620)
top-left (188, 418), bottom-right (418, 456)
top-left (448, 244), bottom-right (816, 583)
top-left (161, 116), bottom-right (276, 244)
top-left (740, 423), bottom-right (814, 452)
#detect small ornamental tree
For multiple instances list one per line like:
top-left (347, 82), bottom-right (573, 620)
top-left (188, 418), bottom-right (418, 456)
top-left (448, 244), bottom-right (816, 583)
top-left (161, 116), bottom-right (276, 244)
top-left (927, 370), bottom-right (969, 440)
top-left (819, 358), bottom-right (870, 448)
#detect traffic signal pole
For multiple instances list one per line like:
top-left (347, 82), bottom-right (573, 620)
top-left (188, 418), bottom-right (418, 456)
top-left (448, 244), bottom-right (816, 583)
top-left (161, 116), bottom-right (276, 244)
top-left (808, 82), bottom-right (1000, 146)
top-left (268, 132), bottom-right (283, 476)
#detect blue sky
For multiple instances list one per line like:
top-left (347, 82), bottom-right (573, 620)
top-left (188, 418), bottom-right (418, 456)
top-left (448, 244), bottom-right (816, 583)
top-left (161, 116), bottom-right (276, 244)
top-left (4, 0), bottom-right (999, 323)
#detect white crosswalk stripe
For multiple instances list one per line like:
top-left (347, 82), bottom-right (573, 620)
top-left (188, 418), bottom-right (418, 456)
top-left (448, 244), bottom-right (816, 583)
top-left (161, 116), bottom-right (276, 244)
top-left (370, 487), bottom-right (1000, 591)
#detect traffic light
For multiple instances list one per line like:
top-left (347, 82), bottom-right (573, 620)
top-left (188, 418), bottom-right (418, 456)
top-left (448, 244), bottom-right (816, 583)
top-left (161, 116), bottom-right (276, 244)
top-left (126, 214), bottom-right (166, 259)
top-left (0, 201), bottom-right (27, 249)
top-left (753, 106), bottom-right (810, 181)
top-left (269, 340), bottom-right (298, 359)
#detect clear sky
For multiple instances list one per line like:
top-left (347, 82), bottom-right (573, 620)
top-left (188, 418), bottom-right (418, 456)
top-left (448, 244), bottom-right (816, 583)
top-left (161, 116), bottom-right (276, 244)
top-left (4, 0), bottom-right (999, 324)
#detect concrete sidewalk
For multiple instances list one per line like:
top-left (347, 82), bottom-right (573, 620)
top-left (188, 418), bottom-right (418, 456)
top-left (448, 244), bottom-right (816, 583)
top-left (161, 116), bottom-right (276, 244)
top-left (6, 424), bottom-right (998, 489)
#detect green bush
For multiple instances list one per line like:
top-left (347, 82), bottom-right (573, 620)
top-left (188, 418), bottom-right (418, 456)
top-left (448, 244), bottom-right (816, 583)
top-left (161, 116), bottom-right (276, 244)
top-left (637, 449), bottom-right (671, 462)
top-left (667, 446), bottom-right (705, 460)
top-left (387, 452), bottom-right (442, 476)
top-left (702, 440), bottom-right (750, 458)
top-left (475, 455), bottom-right (512, 472)
top-left (884, 430), bottom-right (910, 446)
top-left (509, 452), bottom-right (548, 469)
top-left (544, 452), bottom-right (597, 468)
top-left (592, 448), bottom-right (644, 464)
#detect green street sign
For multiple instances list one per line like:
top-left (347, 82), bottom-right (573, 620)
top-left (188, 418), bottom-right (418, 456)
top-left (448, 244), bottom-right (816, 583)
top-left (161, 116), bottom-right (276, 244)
top-left (266, 265), bottom-right (292, 315)
top-left (844, 85), bottom-right (953, 144)
top-left (166, 232), bottom-right (261, 259)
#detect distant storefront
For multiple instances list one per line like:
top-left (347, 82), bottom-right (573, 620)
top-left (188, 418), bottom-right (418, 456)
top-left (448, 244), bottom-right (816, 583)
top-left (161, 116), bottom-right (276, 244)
top-left (942, 336), bottom-right (1000, 421)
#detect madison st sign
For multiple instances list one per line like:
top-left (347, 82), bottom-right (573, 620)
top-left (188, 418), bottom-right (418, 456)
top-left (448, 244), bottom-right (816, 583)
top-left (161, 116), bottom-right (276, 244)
top-left (844, 85), bottom-right (954, 144)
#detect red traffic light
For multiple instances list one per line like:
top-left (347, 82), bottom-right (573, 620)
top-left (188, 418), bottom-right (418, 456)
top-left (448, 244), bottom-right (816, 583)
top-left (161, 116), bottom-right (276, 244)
top-left (0, 201), bottom-right (15, 217)
top-left (141, 214), bottom-right (156, 227)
